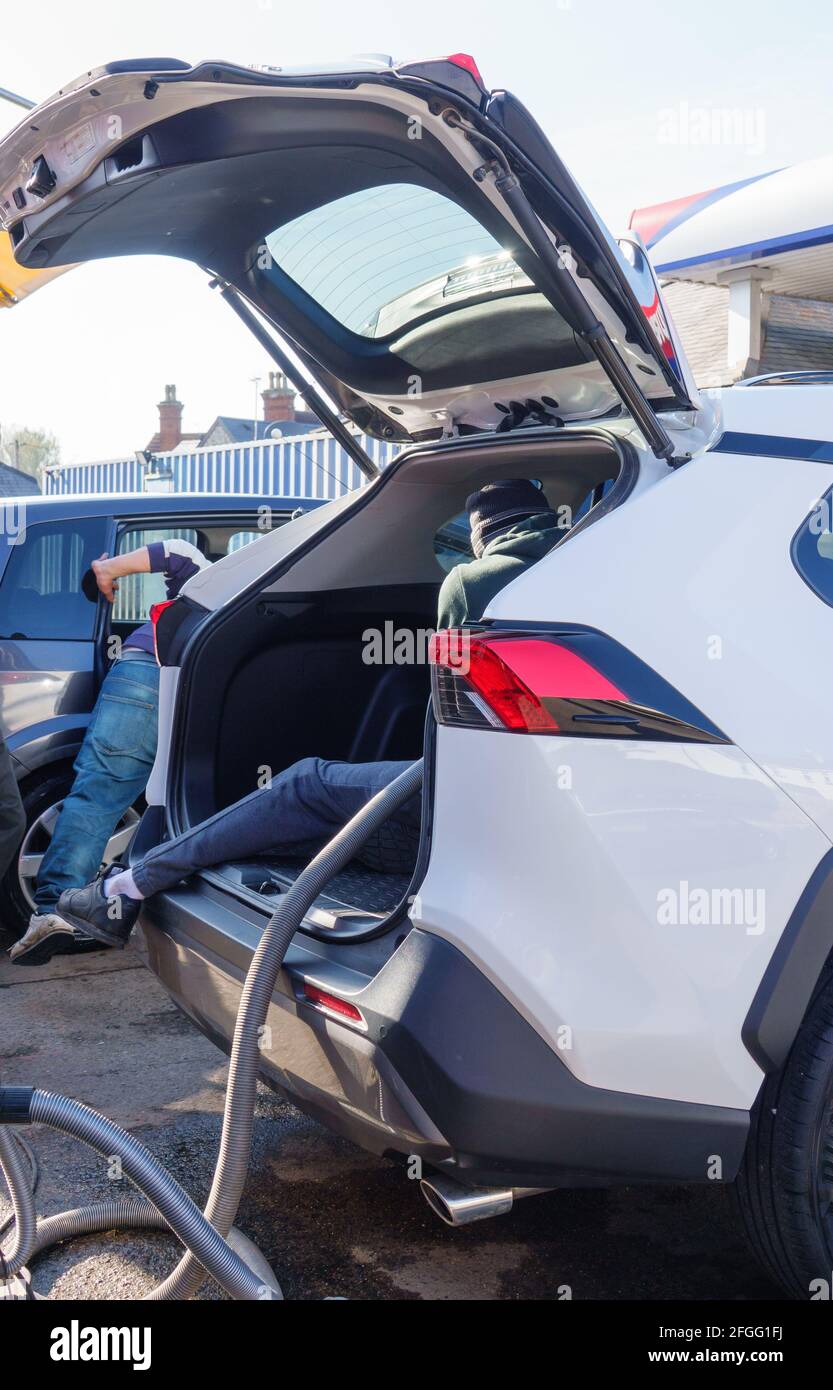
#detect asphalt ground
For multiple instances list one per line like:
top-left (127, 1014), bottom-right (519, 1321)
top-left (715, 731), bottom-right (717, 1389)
top-left (0, 924), bottom-right (785, 1301)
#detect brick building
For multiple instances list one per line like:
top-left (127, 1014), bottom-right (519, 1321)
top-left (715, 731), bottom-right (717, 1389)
top-left (660, 280), bottom-right (833, 388)
top-left (144, 374), bottom-right (322, 453)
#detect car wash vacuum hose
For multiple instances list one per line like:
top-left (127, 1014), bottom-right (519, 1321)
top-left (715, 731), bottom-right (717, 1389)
top-left (0, 758), bottom-right (425, 1300)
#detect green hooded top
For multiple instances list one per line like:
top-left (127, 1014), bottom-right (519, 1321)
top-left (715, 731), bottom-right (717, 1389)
top-left (437, 511), bottom-right (563, 629)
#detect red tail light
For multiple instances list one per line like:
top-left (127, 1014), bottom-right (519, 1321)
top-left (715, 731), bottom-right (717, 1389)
top-left (149, 599), bottom-right (175, 665)
top-left (303, 983), bottom-right (366, 1028)
top-left (429, 628), bottom-right (728, 744)
top-left (429, 631), bottom-right (626, 733)
top-left (397, 54), bottom-right (486, 95)
top-left (445, 53), bottom-right (484, 85)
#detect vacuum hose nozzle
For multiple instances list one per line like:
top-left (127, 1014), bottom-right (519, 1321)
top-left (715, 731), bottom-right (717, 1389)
top-left (0, 1089), bottom-right (34, 1125)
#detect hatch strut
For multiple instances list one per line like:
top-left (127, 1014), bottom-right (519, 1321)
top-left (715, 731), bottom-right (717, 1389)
top-left (212, 279), bottom-right (380, 482)
top-left (444, 113), bottom-right (688, 467)
top-left (494, 172), bottom-right (685, 465)
top-left (0, 85), bottom-right (35, 110)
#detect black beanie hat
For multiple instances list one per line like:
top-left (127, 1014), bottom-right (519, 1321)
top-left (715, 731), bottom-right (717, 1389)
top-left (465, 478), bottom-right (555, 557)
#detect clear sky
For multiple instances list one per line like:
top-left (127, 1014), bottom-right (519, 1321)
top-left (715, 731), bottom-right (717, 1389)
top-left (2, 0), bottom-right (831, 465)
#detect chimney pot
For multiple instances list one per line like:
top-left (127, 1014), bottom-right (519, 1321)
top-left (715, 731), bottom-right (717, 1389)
top-left (157, 384), bottom-right (184, 451)
top-left (262, 371), bottom-right (296, 423)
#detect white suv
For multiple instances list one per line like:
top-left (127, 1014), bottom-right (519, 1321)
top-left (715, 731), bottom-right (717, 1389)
top-left (3, 54), bottom-right (832, 1298)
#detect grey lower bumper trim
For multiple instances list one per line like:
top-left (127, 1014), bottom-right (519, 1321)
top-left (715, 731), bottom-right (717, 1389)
top-left (137, 888), bottom-right (749, 1188)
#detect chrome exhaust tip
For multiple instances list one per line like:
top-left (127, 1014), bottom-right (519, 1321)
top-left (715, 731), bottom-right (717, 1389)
top-left (419, 1175), bottom-right (514, 1227)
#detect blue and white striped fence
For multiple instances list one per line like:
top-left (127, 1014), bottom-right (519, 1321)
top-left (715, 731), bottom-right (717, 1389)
top-left (44, 429), bottom-right (402, 499)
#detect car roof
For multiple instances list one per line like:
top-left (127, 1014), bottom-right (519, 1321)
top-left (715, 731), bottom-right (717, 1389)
top-left (16, 491), bottom-right (320, 522)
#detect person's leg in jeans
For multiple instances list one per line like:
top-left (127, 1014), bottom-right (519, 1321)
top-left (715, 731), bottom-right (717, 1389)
top-left (10, 657), bottom-right (159, 962)
top-left (56, 756), bottom-right (421, 946)
top-left (131, 756), bottom-right (418, 897)
top-left (0, 732), bottom-right (26, 883)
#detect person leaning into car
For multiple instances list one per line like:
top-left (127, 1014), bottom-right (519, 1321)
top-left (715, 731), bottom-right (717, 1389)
top-left (9, 538), bottom-right (208, 964)
top-left (13, 480), bottom-right (565, 959)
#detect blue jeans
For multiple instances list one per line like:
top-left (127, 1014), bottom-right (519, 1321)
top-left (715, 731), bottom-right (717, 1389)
top-left (35, 656), bottom-right (160, 913)
top-left (132, 757), bottom-right (421, 898)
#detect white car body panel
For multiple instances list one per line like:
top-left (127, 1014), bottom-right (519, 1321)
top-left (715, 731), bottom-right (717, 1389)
top-left (178, 489), bottom-right (358, 612)
top-left (145, 666), bottom-right (180, 807)
top-left (486, 403), bottom-right (833, 842)
top-left (411, 729), bottom-right (829, 1109)
top-left (706, 379), bottom-right (833, 439)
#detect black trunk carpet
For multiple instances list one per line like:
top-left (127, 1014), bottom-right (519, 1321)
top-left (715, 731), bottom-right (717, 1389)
top-left (263, 856), bottom-right (412, 915)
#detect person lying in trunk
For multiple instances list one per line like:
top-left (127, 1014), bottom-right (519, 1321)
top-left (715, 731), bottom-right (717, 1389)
top-left (9, 539), bottom-right (209, 965)
top-left (21, 479), bottom-right (563, 955)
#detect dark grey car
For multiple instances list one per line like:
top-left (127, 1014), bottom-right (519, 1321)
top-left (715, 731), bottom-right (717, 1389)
top-left (0, 490), bottom-right (315, 936)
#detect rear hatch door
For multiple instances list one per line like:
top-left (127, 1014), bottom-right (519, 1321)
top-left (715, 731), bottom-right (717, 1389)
top-left (0, 56), bottom-right (709, 450)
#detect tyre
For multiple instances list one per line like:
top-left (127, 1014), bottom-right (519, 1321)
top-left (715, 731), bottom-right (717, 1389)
top-left (736, 957), bottom-right (833, 1299)
top-left (0, 766), bottom-right (140, 940)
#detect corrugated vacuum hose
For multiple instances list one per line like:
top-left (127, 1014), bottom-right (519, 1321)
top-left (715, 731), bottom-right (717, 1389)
top-left (0, 759), bottom-right (425, 1300)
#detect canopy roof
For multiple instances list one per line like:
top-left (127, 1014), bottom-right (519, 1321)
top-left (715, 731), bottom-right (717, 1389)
top-left (630, 156), bottom-right (833, 301)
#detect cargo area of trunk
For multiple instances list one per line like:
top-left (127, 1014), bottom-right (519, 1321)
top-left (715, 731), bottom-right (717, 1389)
top-left (167, 428), bottom-right (633, 935)
top-left (173, 581), bottom-right (436, 927)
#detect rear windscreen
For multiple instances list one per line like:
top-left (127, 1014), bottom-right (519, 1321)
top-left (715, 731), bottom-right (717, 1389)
top-left (262, 182), bottom-right (532, 339)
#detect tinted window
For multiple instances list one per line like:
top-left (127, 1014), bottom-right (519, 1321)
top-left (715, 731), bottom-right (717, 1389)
top-left (226, 530), bottom-right (261, 554)
top-left (112, 524), bottom-right (263, 624)
top-left (571, 476), bottom-right (616, 526)
top-left (113, 527), bottom-right (200, 624)
top-left (263, 183), bottom-right (528, 339)
top-left (792, 488), bottom-right (833, 605)
top-left (433, 481), bottom-right (554, 574)
top-left (0, 515), bottom-right (107, 640)
top-left (434, 512), bottom-right (473, 574)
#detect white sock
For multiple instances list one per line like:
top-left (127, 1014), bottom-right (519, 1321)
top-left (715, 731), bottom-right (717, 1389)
top-left (104, 868), bottom-right (144, 901)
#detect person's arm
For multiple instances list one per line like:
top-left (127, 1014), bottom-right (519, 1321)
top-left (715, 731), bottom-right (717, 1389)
top-left (91, 540), bottom-right (210, 605)
top-left (91, 547), bottom-right (151, 603)
top-left (146, 539), bottom-right (210, 597)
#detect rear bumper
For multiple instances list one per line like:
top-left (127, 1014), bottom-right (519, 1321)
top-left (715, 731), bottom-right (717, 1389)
top-left (136, 884), bottom-right (749, 1189)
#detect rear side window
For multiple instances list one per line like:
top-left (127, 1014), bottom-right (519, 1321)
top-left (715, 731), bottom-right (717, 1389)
top-left (113, 526), bottom-right (200, 624)
top-left (112, 523), bottom-right (265, 623)
top-left (226, 530), bottom-right (261, 554)
top-left (432, 479), bottom-right (576, 575)
top-left (792, 488), bottom-right (833, 606)
top-left (434, 513), bottom-right (473, 574)
top-left (0, 515), bottom-right (108, 640)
